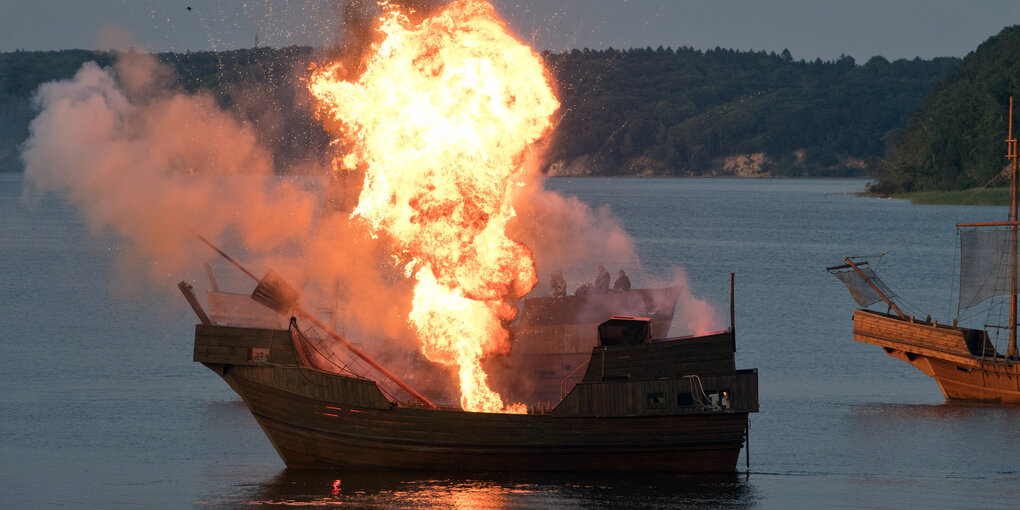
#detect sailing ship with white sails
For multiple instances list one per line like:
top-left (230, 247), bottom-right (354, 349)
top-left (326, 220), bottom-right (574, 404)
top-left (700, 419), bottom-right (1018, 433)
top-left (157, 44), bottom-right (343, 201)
top-left (830, 97), bottom-right (1020, 404)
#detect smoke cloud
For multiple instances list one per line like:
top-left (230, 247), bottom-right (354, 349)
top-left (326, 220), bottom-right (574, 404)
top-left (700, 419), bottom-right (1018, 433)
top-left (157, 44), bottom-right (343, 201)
top-left (511, 173), bottom-right (723, 336)
top-left (511, 179), bottom-right (640, 296)
top-left (659, 267), bottom-right (724, 336)
top-left (20, 48), bottom-right (422, 344)
top-left (23, 55), bottom-right (310, 270)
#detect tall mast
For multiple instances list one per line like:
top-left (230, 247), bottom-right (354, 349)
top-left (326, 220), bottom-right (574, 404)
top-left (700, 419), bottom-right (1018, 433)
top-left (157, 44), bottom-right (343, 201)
top-left (1008, 97), bottom-right (1018, 358)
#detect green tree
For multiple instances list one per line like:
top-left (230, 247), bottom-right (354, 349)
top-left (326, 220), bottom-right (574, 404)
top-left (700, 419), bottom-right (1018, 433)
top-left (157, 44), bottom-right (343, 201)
top-left (873, 25), bottom-right (1020, 193)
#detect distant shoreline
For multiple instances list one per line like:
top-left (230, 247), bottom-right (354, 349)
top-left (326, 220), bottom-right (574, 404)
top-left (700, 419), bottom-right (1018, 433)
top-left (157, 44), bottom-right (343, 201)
top-left (1, 167), bottom-right (872, 180)
top-left (884, 187), bottom-right (1010, 206)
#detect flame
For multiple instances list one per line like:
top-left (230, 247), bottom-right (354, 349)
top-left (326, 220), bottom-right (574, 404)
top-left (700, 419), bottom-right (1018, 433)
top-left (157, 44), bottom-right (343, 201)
top-left (309, 0), bottom-right (559, 412)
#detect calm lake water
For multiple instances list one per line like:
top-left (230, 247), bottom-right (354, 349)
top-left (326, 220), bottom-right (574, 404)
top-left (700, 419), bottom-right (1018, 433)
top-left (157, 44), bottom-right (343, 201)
top-left (3, 172), bottom-right (1020, 509)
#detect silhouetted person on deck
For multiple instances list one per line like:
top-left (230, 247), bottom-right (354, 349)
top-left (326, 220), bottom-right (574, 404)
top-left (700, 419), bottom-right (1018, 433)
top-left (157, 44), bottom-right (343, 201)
top-left (613, 270), bottom-right (631, 292)
top-left (550, 270), bottom-right (567, 298)
top-left (594, 265), bottom-right (610, 294)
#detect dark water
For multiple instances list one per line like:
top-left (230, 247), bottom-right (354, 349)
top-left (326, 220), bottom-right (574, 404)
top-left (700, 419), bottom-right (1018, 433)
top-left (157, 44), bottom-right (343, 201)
top-left (4, 173), bottom-right (1020, 509)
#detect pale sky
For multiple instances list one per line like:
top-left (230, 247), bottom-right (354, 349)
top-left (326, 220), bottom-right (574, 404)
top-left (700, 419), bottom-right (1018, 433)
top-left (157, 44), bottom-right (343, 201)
top-left (2, 0), bottom-right (1019, 62)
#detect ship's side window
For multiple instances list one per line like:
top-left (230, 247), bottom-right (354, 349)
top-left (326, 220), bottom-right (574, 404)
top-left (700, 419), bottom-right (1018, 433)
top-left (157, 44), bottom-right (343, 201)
top-left (646, 392), bottom-right (666, 409)
top-left (677, 392), bottom-right (695, 407)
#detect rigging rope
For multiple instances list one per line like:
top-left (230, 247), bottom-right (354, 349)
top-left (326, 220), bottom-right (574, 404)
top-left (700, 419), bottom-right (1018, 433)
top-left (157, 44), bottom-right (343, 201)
top-left (959, 167), bottom-right (1009, 206)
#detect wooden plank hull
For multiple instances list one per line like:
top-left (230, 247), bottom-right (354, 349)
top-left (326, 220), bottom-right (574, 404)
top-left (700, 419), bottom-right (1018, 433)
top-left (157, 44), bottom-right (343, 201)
top-left (853, 309), bottom-right (1020, 404)
top-left (220, 364), bottom-right (749, 472)
top-left (927, 357), bottom-right (1020, 403)
top-left (195, 321), bottom-right (755, 472)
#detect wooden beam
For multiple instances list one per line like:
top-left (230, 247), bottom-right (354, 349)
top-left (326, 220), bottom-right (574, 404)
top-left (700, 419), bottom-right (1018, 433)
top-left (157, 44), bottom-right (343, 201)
top-left (178, 281), bottom-right (211, 325)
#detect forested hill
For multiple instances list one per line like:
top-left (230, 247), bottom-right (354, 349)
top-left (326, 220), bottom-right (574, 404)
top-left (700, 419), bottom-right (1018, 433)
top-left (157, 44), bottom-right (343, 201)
top-left (870, 25), bottom-right (1020, 194)
top-left (545, 48), bottom-right (957, 176)
top-left (1, 46), bottom-right (959, 176)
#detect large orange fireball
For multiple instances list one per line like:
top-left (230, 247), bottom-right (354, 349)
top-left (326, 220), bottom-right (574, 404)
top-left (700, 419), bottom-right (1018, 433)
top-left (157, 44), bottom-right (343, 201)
top-left (309, 0), bottom-right (559, 412)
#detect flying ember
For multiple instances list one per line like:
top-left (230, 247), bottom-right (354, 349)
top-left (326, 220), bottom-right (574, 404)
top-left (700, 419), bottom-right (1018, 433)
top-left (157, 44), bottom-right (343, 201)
top-left (308, 0), bottom-right (560, 412)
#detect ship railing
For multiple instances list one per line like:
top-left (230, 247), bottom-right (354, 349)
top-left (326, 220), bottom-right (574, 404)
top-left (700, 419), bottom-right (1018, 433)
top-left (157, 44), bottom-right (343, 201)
top-left (559, 359), bottom-right (590, 400)
top-left (528, 401), bottom-right (555, 415)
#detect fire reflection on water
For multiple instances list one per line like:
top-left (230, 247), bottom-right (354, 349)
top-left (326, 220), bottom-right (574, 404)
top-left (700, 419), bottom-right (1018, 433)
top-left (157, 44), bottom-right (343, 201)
top-left (238, 469), bottom-right (752, 508)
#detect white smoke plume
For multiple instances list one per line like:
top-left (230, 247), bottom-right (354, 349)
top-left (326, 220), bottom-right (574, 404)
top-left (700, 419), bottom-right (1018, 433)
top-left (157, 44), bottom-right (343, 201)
top-left (511, 155), bottom-right (723, 337)
top-left (659, 267), bottom-right (724, 336)
top-left (511, 181), bottom-right (640, 296)
top-left (19, 48), bottom-right (422, 344)
top-left (22, 56), bottom-right (311, 267)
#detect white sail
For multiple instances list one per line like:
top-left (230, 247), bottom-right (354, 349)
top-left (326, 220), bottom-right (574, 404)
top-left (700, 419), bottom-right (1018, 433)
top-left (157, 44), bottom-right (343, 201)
top-left (832, 265), bottom-right (899, 308)
top-left (958, 228), bottom-right (1014, 310)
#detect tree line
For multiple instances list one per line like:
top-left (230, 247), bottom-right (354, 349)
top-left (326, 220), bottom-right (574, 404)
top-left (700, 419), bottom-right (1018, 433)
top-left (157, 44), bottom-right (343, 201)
top-left (544, 46), bottom-right (957, 176)
top-left (1, 44), bottom-right (961, 177)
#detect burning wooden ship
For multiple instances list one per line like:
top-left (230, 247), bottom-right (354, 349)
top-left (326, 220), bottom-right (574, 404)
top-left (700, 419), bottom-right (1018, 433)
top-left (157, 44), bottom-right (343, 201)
top-left (181, 240), bottom-right (758, 472)
top-left (495, 286), bottom-right (682, 403)
top-left (830, 97), bottom-right (1020, 404)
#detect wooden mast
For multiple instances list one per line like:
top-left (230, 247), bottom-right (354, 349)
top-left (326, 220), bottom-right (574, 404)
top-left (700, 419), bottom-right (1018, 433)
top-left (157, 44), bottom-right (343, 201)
top-left (954, 99), bottom-right (1020, 358)
top-left (730, 272), bottom-right (735, 333)
top-left (1008, 96), bottom-right (1018, 358)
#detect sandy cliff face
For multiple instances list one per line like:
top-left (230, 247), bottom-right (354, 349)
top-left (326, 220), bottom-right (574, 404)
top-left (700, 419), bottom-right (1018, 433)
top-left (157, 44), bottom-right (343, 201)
top-left (544, 150), bottom-right (866, 177)
top-left (721, 152), bottom-right (770, 177)
top-left (546, 156), bottom-right (596, 176)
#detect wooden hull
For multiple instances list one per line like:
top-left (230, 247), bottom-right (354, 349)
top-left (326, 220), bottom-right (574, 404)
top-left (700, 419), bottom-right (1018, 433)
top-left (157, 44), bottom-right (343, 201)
top-left (194, 324), bottom-right (756, 472)
top-left (853, 309), bottom-right (1020, 404)
top-left (222, 365), bottom-right (748, 472)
